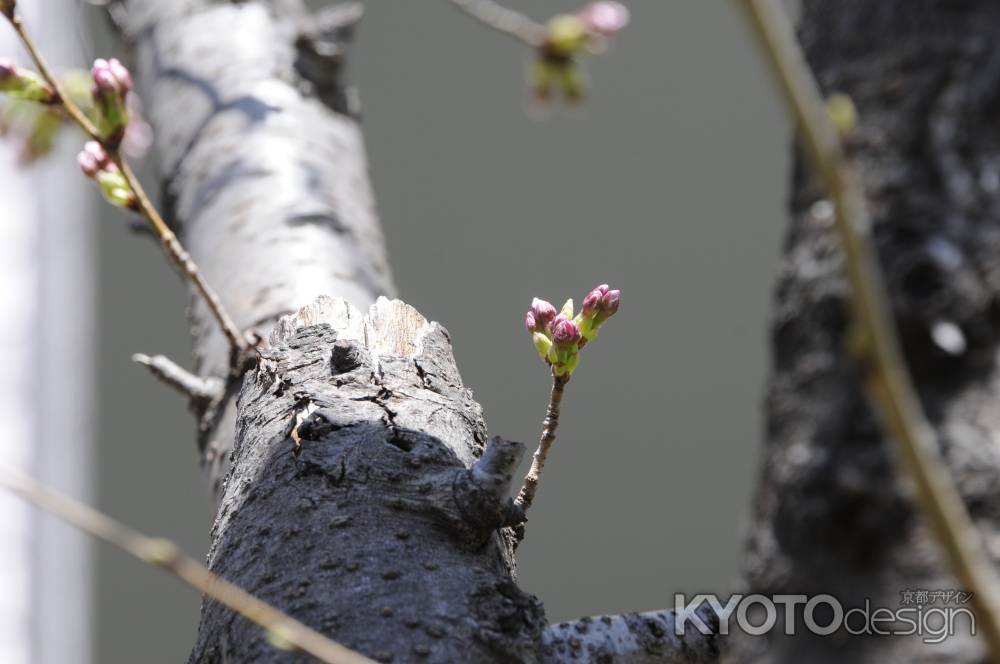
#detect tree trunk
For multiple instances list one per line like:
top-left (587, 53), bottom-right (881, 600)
top-left (116, 1), bottom-right (719, 662)
top-left (122, 0), bottom-right (396, 499)
top-left (734, 1), bottom-right (1000, 661)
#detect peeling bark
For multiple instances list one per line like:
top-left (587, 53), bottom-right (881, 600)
top-left (733, 2), bottom-right (1000, 662)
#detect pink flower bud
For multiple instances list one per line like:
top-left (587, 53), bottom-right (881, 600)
top-left (0, 59), bottom-right (15, 82)
top-left (78, 141), bottom-right (114, 178)
top-left (92, 58), bottom-right (132, 98)
top-left (85, 140), bottom-right (111, 166)
top-left (550, 315), bottom-right (581, 348)
top-left (108, 58), bottom-right (132, 92)
top-left (526, 297), bottom-right (558, 333)
top-left (601, 288), bottom-right (620, 316)
top-left (77, 151), bottom-right (99, 177)
top-left (92, 67), bottom-right (117, 96)
top-left (578, 1), bottom-right (630, 36)
top-left (582, 283), bottom-right (610, 318)
top-left (579, 284), bottom-right (620, 341)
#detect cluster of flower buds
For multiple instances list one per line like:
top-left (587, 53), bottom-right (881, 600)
top-left (77, 140), bottom-right (137, 211)
top-left (91, 58), bottom-right (132, 144)
top-left (525, 283), bottom-right (620, 376)
top-left (0, 59), bottom-right (56, 104)
top-left (532, 1), bottom-right (629, 104)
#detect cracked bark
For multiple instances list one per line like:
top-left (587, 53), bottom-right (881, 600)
top-left (112, 1), bottom-right (720, 661)
top-left (189, 296), bottom-right (544, 662)
top-left (733, 2), bottom-right (1000, 662)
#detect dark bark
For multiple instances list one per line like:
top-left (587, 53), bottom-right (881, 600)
top-left (734, 2), bottom-right (1000, 662)
top-left (188, 296), bottom-right (543, 662)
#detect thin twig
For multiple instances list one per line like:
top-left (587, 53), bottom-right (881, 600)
top-left (447, 0), bottom-right (545, 46)
top-left (515, 371), bottom-right (569, 514)
top-left (112, 154), bottom-right (251, 355)
top-left (8, 14), bottom-right (100, 139)
top-left (739, 0), bottom-right (1000, 658)
top-left (0, 466), bottom-right (376, 664)
top-left (3, 11), bottom-right (251, 357)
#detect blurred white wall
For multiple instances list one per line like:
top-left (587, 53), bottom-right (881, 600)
top-left (0, 1), bottom-right (95, 662)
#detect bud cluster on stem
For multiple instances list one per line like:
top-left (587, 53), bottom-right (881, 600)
top-left (515, 283), bottom-right (620, 519)
top-left (0, 58), bottom-right (55, 103)
top-left (77, 141), bottom-right (137, 211)
top-left (533, 1), bottom-right (629, 103)
top-left (524, 283), bottom-right (620, 377)
top-left (90, 58), bottom-right (131, 144)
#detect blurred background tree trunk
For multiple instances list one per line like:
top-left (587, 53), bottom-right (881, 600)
top-left (734, 1), bottom-right (1000, 661)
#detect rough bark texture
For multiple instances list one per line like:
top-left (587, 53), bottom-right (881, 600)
top-left (733, 2), bottom-right (1000, 662)
top-left (188, 296), bottom-right (544, 662)
top-left (121, 0), bottom-right (395, 498)
top-left (542, 606), bottom-right (721, 664)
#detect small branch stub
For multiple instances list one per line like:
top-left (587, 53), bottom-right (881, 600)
top-left (132, 353), bottom-right (224, 407)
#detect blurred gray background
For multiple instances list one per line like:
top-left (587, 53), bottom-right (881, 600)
top-left (88, 1), bottom-right (788, 661)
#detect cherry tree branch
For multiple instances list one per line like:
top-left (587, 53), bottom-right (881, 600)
top-left (0, 466), bottom-right (375, 664)
top-left (739, 0), bottom-right (1000, 658)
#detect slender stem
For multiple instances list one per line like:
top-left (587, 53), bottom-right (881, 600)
top-left (515, 371), bottom-right (569, 514)
top-left (8, 14), bottom-right (100, 139)
top-left (447, 0), bottom-right (545, 46)
top-left (739, 0), bottom-right (1000, 658)
top-left (4, 11), bottom-right (250, 356)
top-left (0, 466), bottom-right (376, 664)
top-left (113, 153), bottom-right (250, 355)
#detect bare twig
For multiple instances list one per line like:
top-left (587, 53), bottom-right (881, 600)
top-left (515, 371), bottom-right (569, 514)
top-left (0, 466), bottom-right (376, 664)
top-left (446, 0), bottom-right (545, 46)
top-left (739, 0), bottom-right (1000, 658)
top-left (132, 353), bottom-right (224, 405)
top-left (3, 11), bottom-right (251, 358)
top-left (112, 154), bottom-right (251, 357)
